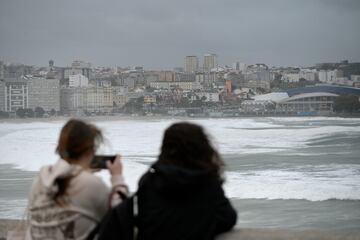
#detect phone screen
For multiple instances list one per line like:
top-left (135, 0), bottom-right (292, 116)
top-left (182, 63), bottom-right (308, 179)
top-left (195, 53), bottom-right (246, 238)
top-left (90, 155), bottom-right (116, 169)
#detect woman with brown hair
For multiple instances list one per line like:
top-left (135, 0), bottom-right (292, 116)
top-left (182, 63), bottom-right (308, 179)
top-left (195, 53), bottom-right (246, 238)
top-left (27, 119), bottom-right (128, 240)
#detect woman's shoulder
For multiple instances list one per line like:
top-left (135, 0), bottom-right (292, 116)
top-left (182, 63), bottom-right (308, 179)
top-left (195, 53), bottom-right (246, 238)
top-left (68, 171), bottom-right (110, 205)
top-left (74, 170), bottom-right (107, 188)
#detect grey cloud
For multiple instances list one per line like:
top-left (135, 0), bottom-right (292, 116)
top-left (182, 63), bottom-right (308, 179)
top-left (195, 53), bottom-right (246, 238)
top-left (316, 0), bottom-right (360, 11)
top-left (0, 0), bottom-right (359, 68)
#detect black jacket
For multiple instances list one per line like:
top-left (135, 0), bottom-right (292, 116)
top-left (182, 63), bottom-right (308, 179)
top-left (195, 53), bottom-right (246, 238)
top-left (138, 163), bottom-right (237, 240)
top-left (98, 163), bottom-right (237, 240)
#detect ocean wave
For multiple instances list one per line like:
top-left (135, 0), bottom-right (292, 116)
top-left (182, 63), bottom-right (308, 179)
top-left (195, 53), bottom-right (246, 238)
top-left (0, 199), bottom-right (28, 219)
top-left (0, 118), bottom-right (360, 201)
top-left (1, 118), bottom-right (360, 162)
top-left (0, 178), bottom-right (34, 181)
top-left (276, 151), bottom-right (351, 156)
top-left (224, 166), bottom-right (360, 201)
top-left (266, 116), bottom-right (360, 122)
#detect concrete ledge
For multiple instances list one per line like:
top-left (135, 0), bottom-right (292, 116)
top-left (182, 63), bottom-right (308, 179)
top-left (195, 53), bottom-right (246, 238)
top-left (0, 220), bottom-right (21, 240)
top-left (218, 228), bottom-right (360, 240)
top-left (1, 219), bottom-right (360, 240)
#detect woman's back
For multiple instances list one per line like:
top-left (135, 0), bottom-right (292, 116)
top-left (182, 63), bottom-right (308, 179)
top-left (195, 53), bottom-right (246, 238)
top-left (29, 159), bottom-right (110, 240)
top-left (98, 122), bottom-right (237, 240)
top-left (135, 163), bottom-right (237, 240)
top-left (27, 119), bottom-right (128, 240)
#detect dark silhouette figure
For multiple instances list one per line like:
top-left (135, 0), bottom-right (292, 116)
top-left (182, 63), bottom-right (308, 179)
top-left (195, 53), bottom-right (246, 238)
top-left (98, 122), bottom-right (237, 240)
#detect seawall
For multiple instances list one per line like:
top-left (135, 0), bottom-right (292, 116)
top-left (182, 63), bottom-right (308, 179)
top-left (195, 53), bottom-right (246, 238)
top-left (1, 219), bottom-right (360, 240)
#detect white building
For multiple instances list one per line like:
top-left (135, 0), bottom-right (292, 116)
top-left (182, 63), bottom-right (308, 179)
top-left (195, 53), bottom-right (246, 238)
top-left (351, 75), bottom-right (360, 82)
top-left (327, 71), bottom-right (337, 83)
top-left (86, 87), bottom-right (113, 113)
top-left (2, 78), bottom-right (28, 112)
top-left (282, 73), bottom-right (300, 82)
top-left (112, 86), bottom-right (129, 108)
top-left (239, 63), bottom-right (247, 72)
top-left (299, 69), bottom-right (317, 81)
top-left (61, 86), bottom-right (113, 114)
top-left (318, 70), bottom-right (327, 83)
top-left (69, 74), bottom-right (89, 87)
top-left (0, 80), bottom-right (5, 111)
top-left (318, 70), bottom-right (343, 84)
top-left (64, 60), bottom-right (92, 80)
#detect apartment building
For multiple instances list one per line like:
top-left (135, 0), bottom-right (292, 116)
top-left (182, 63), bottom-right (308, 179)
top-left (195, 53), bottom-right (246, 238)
top-left (28, 77), bottom-right (60, 111)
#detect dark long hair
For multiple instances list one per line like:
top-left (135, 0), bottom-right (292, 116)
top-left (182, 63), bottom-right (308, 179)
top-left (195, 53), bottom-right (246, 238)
top-left (158, 122), bottom-right (224, 179)
top-left (54, 119), bottom-right (103, 205)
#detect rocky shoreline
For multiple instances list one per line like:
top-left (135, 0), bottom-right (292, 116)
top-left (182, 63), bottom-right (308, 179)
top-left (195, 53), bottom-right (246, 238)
top-left (1, 219), bottom-right (359, 240)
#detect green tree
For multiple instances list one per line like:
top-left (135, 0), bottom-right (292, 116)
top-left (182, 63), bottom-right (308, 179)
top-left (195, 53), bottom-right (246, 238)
top-left (16, 108), bottom-right (26, 118)
top-left (25, 108), bottom-right (34, 118)
top-left (50, 109), bottom-right (56, 116)
top-left (191, 99), bottom-right (203, 107)
top-left (333, 94), bottom-right (360, 113)
top-left (0, 111), bottom-right (9, 118)
top-left (123, 97), bottom-right (144, 113)
top-left (35, 107), bottom-right (45, 118)
top-left (178, 97), bottom-right (190, 108)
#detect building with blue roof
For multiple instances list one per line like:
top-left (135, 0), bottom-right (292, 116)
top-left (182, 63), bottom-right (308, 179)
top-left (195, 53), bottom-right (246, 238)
top-left (286, 85), bottom-right (360, 97)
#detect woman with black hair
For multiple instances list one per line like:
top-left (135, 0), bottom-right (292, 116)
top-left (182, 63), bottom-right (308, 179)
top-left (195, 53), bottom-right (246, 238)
top-left (98, 122), bottom-right (237, 240)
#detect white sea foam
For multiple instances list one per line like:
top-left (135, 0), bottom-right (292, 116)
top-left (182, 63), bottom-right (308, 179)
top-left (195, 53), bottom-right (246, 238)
top-left (267, 116), bottom-right (360, 122)
top-left (224, 165), bottom-right (360, 201)
top-left (0, 199), bottom-right (28, 219)
top-left (0, 118), bottom-right (359, 200)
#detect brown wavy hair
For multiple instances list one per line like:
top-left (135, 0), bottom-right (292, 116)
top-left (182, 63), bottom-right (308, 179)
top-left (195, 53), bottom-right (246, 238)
top-left (158, 122), bottom-right (224, 180)
top-left (54, 119), bottom-right (103, 205)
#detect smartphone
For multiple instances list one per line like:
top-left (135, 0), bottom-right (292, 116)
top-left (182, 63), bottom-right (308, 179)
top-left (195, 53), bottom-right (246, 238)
top-left (90, 155), bottom-right (116, 169)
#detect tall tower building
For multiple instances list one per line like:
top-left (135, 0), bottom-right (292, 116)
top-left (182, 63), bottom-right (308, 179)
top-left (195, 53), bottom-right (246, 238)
top-left (203, 54), bottom-right (218, 72)
top-left (232, 61), bottom-right (240, 71)
top-left (0, 61), bottom-right (4, 80)
top-left (184, 56), bottom-right (199, 73)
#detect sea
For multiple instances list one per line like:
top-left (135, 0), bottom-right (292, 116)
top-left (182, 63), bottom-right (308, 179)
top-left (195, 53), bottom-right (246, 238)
top-left (0, 117), bottom-right (359, 231)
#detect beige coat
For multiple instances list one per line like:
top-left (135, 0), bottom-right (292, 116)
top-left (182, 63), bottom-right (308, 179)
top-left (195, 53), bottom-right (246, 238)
top-left (27, 159), bottom-right (127, 240)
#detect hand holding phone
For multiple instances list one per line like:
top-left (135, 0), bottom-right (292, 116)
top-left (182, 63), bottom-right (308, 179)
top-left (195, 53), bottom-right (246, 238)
top-left (106, 155), bottom-right (123, 176)
top-left (90, 155), bottom-right (116, 169)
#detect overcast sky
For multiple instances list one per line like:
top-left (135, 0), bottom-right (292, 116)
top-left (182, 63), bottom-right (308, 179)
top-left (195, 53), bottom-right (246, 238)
top-left (0, 0), bottom-right (360, 69)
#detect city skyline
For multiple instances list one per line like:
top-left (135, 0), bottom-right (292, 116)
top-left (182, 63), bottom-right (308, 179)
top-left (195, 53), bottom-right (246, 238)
top-left (1, 0), bottom-right (360, 69)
